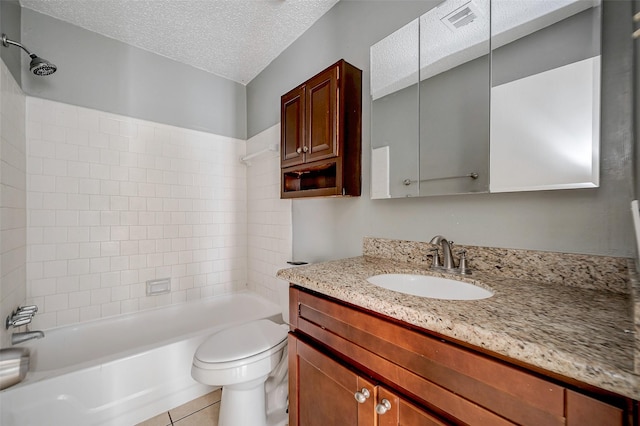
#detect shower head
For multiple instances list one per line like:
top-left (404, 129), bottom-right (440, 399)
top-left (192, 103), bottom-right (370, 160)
top-left (28, 54), bottom-right (57, 76)
top-left (1, 33), bottom-right (57, 76)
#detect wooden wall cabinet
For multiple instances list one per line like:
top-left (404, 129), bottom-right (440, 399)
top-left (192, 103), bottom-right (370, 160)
top-left (280, 60), bottom-right (362, 198)
top-left (288, 287), bottom-right (636, 426)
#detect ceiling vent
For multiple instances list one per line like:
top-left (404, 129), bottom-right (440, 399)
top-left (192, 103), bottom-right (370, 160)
top-left (441, 1), bottom-right (481, 31)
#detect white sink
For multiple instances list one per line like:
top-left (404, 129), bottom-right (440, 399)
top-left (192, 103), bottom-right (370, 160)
top-left (367, 274), bottom-right (493, 300)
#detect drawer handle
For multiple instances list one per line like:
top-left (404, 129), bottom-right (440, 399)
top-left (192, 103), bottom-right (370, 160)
top-left (302, 146), bottom-right (309, 153)
top-left (354, 388), bottom-right (370, 404)
top-left (296, 147), bottom-right (302, 154)
top-left (376, 399), bottom-right (391, 415)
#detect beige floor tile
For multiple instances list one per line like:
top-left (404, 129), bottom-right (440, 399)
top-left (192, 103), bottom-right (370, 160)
top-left (173, 402), bottom-right (220, 426)
top-left (169, 389), bottom-right (221, 422)
top-left (135, 412), bottom-right (172, 426)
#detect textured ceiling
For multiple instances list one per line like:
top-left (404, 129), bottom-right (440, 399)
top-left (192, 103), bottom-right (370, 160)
top-left (19, 0), bottom-right (339, 84)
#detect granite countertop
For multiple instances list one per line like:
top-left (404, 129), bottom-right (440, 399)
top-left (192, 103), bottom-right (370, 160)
top-left (277, 254), bottom-right (639, 400)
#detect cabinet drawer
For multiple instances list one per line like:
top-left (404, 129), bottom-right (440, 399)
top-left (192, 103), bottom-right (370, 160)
top-left (291, 287), bottom-right (565, 425)
top-left (566, 390), bottom-right (625, 425)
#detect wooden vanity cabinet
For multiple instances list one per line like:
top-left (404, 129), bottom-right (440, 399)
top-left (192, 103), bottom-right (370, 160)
top-left (288, 286), bottom-right (635, 426)
top-left (280, 59), bottom-right (362, 198)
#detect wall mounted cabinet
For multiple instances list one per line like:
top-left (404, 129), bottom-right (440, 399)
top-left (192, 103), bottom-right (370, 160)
top-left (281, 59), bottom-right (362, 198)
top-left (370, 0), bottom-right (601, 198)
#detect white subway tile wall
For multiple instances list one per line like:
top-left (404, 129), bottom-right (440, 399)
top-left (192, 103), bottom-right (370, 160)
top-left (26, 97), bottom-right (249, 329)
top-left (0, 61), bottom-right (27, 346)
top-left (246, 125), bottom-right (292, 303)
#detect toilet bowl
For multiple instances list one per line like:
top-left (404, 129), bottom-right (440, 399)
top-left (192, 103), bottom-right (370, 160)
top-left (191, 317), bottom-right (289, 426)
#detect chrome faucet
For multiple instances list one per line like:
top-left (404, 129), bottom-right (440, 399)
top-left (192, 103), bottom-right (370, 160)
top-left (429, 235), bottom-right (472, 275)
top-left (5, 304), bottom-right (45, 345)
top-left (11, 330), bottom-right (44, 345)
top-left (430, 235), bottom-right (455, 270)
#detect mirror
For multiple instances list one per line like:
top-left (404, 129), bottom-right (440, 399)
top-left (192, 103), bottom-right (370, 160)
top-left (370, 0), bottom-right (601, 199)
top-left (371, 18), bottom-right (420, 198)
top-left (419, 0), bottom-right (490, 196)
top-left (490, 0), bottom-right (601, 192)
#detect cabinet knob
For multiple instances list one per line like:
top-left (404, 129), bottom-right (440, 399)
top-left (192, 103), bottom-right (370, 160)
top-left (296, 147), bottom-right (302, 154)
top-left (354, 388), bottom-right (371, 404)
top-left (302, 146), bottom-right (309, 153)
top-left (375, 399), bottom-right (392, 415)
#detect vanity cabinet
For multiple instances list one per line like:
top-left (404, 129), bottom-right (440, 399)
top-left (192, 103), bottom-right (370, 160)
top-left (288, 286), bottom-right (634, 426)
top-left (280, 59), bottom-right (362, 198)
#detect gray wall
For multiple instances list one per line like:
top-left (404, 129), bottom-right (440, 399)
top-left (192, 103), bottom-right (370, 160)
top-left (247, 0), bottom-right (635, 261)
top-left (1, 0), bottom-right (22, 85)
top-left (19, 8), bottom-right (247, 139)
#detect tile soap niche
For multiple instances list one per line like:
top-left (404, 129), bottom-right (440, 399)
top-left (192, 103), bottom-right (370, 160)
top-left (146, 278), bottom-right (171, 296)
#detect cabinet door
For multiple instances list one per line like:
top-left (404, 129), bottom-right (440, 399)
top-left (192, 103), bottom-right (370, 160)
top-left (376, 386), bottom-right (450, 426)
top-left (289, 335), bottom-right (375, 426)
top-left (281, 85), bottom-right (305, 168)
top-left (306, 64), bottom-right (339, 162)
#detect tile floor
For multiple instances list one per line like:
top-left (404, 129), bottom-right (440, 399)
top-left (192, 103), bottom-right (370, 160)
top-left (136, 389), bottom-right (221, 426)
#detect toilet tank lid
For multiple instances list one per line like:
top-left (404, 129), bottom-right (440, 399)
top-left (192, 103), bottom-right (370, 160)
top-left (195, 319), bottom-right (288, 363)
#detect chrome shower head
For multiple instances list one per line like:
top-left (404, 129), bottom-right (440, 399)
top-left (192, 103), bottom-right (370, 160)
top-left (29, 54), bottom-right (57, 76)
top-left (1, 33), bottom-right (57, 76)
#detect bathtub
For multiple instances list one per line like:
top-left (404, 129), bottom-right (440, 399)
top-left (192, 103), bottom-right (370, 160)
top-left (0, 291), bottom-right (282, 426)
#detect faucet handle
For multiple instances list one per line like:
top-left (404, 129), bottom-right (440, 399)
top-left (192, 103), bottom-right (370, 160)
top-left (17, 305), bottom-right (37, 314)
top-left (5, 305), bottom-right (39, 329)
top-left (456, 250), bottom-right (472, 275)
top-left (5, 314), bottom-right (32, 329)
top-left (428, 248), bottom-right (441, 268)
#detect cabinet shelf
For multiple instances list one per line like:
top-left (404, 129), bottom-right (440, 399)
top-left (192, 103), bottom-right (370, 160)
top-left (282, 161), bottom-right (337, 195)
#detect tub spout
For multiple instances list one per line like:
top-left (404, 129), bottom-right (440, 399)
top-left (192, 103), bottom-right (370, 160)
top-left (11, 330), bottom-right (44, 345)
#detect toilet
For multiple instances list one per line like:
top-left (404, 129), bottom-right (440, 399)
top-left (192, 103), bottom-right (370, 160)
top-left (191, 280), bottom-right (290, 426)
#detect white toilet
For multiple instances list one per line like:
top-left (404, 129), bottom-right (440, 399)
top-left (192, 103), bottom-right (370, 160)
top-left (191, 281), bottom-right (290, 426)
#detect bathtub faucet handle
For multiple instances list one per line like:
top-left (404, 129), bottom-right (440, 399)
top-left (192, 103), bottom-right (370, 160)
top-left (7, 315), bottom-right (32, 328)
top-left (5, 304), bottom-right (39, 329)
top-left (17, 305), bottom-right (38, 315)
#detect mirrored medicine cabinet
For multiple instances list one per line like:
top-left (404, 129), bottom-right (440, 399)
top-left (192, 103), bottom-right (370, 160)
top-left (370, 0), bottom-right (601, 199)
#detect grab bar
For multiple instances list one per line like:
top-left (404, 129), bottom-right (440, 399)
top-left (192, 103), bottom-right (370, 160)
top-left (403, 172), bottom-right (478, 185)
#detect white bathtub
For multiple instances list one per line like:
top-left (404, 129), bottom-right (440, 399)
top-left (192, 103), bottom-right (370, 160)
top-left (0, 291), bottom-right (282, 426)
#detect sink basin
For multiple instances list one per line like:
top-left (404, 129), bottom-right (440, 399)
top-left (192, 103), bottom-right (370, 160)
top-left (367, 274), bottom-right (493, 300)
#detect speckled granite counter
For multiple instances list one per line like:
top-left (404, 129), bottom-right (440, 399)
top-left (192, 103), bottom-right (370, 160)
top-left (277, 238), bottom-right (639, 400)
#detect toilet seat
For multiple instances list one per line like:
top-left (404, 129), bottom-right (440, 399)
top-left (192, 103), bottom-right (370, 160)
top-left (193, 320), bottom-right (288, 371)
